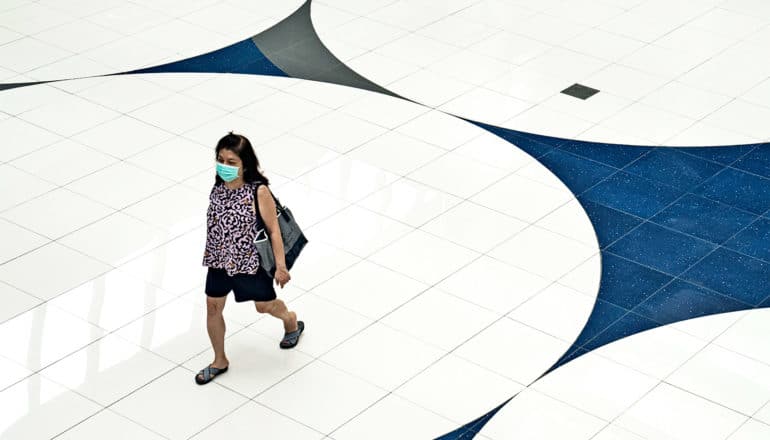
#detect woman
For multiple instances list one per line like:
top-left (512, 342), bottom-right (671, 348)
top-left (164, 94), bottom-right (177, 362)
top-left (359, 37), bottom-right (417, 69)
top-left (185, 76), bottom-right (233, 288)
top-left (196, 132), bottom-right (304, 385)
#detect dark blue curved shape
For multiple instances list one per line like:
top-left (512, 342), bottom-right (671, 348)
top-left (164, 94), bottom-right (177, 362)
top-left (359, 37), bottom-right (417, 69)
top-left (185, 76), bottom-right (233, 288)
top-left (435, 397), bottom-right (512, 440)
top-left (125, 38), bottom-right (286, 76)
top-left (439, 121), bottom-right (770, 438)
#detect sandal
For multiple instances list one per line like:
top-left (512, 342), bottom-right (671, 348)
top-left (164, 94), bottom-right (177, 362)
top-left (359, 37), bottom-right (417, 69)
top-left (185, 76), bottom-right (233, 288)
top-left (195, 365), bottom-right (229, 385)
top-left (280, 321), bottom-right (304, 349)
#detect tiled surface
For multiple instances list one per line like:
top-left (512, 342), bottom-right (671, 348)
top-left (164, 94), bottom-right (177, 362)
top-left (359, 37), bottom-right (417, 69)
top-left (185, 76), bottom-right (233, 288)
top-left (2, 2), bottom-right (770, 439)
top-left (0, 73), bottom-right (598, 439)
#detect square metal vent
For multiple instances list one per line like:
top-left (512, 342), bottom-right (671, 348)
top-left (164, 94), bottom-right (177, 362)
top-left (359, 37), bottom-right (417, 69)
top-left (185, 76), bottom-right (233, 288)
top-left (561, 83), bottom-right (600, 100)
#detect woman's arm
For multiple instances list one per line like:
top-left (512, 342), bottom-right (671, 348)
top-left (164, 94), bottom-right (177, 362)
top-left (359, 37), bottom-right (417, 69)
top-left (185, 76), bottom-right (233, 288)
top-left (256, 185), bottom-right (287, 270)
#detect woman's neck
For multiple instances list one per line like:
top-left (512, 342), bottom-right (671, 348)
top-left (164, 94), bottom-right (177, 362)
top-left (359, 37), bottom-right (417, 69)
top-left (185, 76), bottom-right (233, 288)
top-left (224, 179), bottom-right (245, 190)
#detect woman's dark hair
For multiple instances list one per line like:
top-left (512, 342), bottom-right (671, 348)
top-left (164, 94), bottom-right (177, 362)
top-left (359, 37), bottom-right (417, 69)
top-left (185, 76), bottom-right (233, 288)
top-left (214, 132), bottom-right (269, 185)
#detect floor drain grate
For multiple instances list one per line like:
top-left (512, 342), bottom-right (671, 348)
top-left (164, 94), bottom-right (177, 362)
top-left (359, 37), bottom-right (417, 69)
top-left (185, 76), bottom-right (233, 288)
top-left (561, 83), bottom-right (600, 100)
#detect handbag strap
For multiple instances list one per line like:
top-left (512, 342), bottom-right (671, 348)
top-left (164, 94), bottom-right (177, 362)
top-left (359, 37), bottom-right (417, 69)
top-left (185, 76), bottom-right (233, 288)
top-left (254, 182), bottom-right (288, 225)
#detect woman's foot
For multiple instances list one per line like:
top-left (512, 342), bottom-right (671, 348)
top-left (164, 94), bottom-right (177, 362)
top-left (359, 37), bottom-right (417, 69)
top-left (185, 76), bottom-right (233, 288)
top-left (195, 361), bottom-right (229, 385)
top-left (280, 321), bottom-right (304, 349)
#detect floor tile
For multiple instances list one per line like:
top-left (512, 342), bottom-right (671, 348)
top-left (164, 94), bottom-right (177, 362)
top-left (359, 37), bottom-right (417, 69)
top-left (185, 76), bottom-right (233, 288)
top-left (598, 253), bottom-right (672, 309)
top-left (715, 308), bottom-right (770, 366)
top-left (321, 322), bottom-right (445, 390)
top-left (111, 367), bottom-right (247, 440)
top-left (184, 327), bottom-right (314, 397)
top-left (509, 283), bottom-right (596, 342)
top-left (395, 110), bottom-right (481, 151)
top-left (311, 260), bottom-right (426, 320)
top-left (339, 89), bottom-right (430, 129)
top-left (422, 201), bottom-right (528, 253)
top-left (581, 171), bottom-right (685, 219)
top-left (489, 226), bottom-right (597, 281)
top-left (682, 145), bottom-right (758, 166)
top-left (1, 187), bottom-right (114, 239)
top-left (0, 303), bottom-right (105, 370)
top-left (634, 278), bottom-right (749, 327)
top-left (408, 151), bottom-right (510, 199)
top-left (652, 193), bottom-right (758, 245)
top-left (395, 354), bottom-right (523, 424)
top-left (732, 148), bottom-right (770, 180)
top-left (115, 297), bottom-right (238, 364)
top-left (255, 360), bottom-right (386, 434)
top-left (191, 401), bottom-right (323, 440)
top-left (256, 134), bottom-right (339, 179)
top-left (0, 355), bottom-right (32, 392)
top-left (0, 218), bottom-right (47, 265)
top-left (41, 333), bottom-right (175, 406)
top-left (122, 184), bottom-right (209, 235)
top-left (624, 149), bottom-right (724, 192)
top-left (607, 222), bottom-right (716, 275)
top-left (727, 419), bottom-right (770, 440)
top-left (127, 137), bottom-right (212, 183)
top-left (110, 229), bottom-right (208, 295)
top-left (349, 130), bottom-right (445, 176)
top-left (725, 217), bottom-right (770, 263)
top-left (331, 393), bottom-right (455, 440)
top-left (299, 156), bottom-right (399, 203)
top-left (0, 282), bottom-right (41, 324)
top-left (455, 318), bottom-right (569, 385)
top-left (66, 162), bottom-right (175, 210)
top-left (0, 165), bottom-right (57, 213)
top-left (452, 133), bottom-right (534, 171)
top-left (576, 199), bottom-right (643, 248)
top-left (682, 247), bottom-right (770, 306)
top-left (369, 230), bottom-right (479, 286)
top-left (0, 117), bottom-right (62, 163)
top-left (129, 93), bottom-right (227, 135)
top-left (615, 383), bottom-right (747, 440)
top-left (19, 94), bottom-right (119, 138)
top-left (0, 374), bottom-right (102, 440)
top-left (594, 323), bottom-right (706, 380)
top-left (10, 138), bottom-right (116, 186)
top-left (358, 178), bottom-right (462, 227)
top-left (58, 212), bottom-right (171, 266)
top-left (694, 167), bottom-right (770, 215)
top-left (558, 253), bottom-right (602, 296)
top-left (307, 205), bottom-right (411, 257)
top-left (56, 409), bottom-right (167, 440)
top-left (280, 242), bottom-right (361, 291)
top-left (48, 270), bottom-right (177, 332)
top-left (536, 149), bottom-right (617, 194)
top-left (72, 115), bottom-right (174, 159)
top-left (471, 174), bottom-right (572, 223)
top-left (437, 255), bottom-right (550, 315)
top-left (668, 344), bottom-right (770, 415)
top-left (382, 288), bottom-right (497, 351)
top-left (292, 111), bottom-right (386, 154)
top-left (0, 242), bottom-right (110, 300)
top-left (237, 91), bottom-right (330, 133)
top-left (481, 388), bottom-right (605, 440)
top-left (533, 351), bottom-right (658, 420)
top-left (249, 293), bottom-right (372, 358)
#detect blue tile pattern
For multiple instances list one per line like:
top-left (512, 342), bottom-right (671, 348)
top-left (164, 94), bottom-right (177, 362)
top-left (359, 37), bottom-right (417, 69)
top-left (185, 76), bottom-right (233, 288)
top-left (623, 149), bottom-right (723, 191)
top-left (694, 167), bottom-right (770, 215)
top-left (724, 217), bottom-right (770, 262)
top-left (650, 194), bottom-right (758, 244)
top-left (581, 172), bottom-right (685, 218)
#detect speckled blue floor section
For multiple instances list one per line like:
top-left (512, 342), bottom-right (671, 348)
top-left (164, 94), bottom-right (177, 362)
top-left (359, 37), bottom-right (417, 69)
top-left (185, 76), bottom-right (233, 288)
top-left (471, 121), bottom-right (770, 376)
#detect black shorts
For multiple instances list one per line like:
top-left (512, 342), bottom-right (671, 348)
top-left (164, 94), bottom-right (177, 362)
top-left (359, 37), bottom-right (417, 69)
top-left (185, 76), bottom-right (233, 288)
top-left (205, 267), bottom-right (277, 303)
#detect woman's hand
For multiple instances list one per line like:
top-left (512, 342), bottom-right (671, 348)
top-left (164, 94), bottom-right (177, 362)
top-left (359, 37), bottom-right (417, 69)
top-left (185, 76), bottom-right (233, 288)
top-left (274, 266), bottom-right (291, 288)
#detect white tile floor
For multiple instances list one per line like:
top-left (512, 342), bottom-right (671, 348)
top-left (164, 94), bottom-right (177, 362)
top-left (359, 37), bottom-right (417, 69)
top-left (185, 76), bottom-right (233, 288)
top-left (1, 1), bottom-right (769, 439)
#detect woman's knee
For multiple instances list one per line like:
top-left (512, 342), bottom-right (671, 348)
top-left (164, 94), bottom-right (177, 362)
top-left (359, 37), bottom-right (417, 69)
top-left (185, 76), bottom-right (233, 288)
top-left (206, 297), bottom-right (225, 317)
top-left (255, 299), bottom-right (281, 314)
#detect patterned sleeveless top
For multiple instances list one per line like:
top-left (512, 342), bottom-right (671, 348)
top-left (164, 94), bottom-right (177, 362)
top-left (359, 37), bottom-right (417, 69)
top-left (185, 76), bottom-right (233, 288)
top-left (202, 181), bottom-right (261, 276)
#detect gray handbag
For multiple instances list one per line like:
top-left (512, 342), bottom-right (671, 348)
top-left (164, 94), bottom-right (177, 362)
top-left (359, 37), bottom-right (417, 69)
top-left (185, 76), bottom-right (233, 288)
top-left (253, 184), bottom-right (308, 276)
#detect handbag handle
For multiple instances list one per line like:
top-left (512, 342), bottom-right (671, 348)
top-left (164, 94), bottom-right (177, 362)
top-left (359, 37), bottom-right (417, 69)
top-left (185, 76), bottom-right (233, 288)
top-left (254, 182), bottom-right (290, 225)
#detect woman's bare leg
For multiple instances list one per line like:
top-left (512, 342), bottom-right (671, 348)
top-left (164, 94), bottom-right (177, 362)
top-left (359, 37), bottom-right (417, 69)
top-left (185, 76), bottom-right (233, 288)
top-left (255, 299), bottom-right (298, 332)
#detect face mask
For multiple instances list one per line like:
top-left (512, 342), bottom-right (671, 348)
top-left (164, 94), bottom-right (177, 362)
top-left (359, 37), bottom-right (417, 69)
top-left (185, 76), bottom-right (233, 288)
top-left (216, 162), bottom-right (240, 182)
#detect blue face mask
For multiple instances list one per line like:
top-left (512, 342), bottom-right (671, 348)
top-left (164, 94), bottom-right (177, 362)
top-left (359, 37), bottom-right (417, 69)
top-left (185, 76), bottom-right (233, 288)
top-left (216, 162), bottom-right (240, 182)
